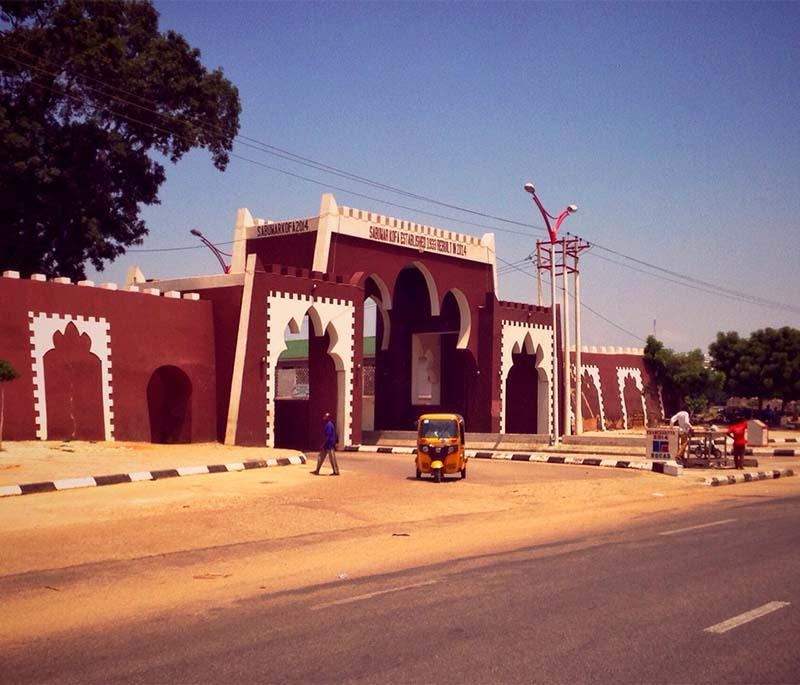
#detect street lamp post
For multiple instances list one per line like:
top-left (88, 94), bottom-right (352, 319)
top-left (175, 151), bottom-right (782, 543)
top-left (524, 183), bottom-right (577, 445)
top-left (190, 228), bottom-right (231, 274)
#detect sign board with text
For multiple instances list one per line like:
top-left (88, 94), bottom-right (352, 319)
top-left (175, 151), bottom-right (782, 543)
top-left (646, 426), bottom-right (680, 459)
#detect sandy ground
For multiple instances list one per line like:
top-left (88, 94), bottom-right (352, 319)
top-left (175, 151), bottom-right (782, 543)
top-left (1, 439), bottom-right (798, 648)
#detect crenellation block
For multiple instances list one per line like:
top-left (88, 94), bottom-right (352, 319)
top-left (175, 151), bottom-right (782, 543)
top-left (165, 290), bottom-right (180, 299)
top-left (99, 283), bottom-right (118, 290)
top-left (143, 287), bottom-right (160, 296)
top-left (183, 293), bottom-right (200, 301)
top-left (125, 285), bottom-right (140, 292)
top-left (53, 277), bottom-right (71, 284)
top-left (30, 274), bottom-right (47, 281)
top-left (77, 280), bottom-right (95, 287)
top-left (3, 270), bottom-right (20, 279)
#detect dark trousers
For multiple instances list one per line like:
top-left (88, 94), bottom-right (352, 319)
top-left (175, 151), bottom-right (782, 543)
top-left (732, 444), bottom-right (745, 469)
top-left (315, 448), bottom-right (339, 474)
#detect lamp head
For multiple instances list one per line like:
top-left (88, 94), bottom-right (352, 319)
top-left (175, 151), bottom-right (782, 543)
top-left (523, 182), bottom-right (536, 195)
top-left (567, 204), bottom-right (578, 213)
top-left (190, 228), bottom-right (202, 237)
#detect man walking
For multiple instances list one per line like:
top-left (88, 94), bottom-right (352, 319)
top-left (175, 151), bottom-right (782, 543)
top-left (312, 411), bottom-right (339, 476)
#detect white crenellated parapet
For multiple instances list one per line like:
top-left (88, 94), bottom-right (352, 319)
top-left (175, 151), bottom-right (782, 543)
top-left (165, 290), bottom-right (180, 299)
top-left (53, 277), bottom-right (71, 284)
top-left (585, 345), bottom-right (645, 356)
top-left (77, 280), bottom-right (95, 287)
top-left (3, 271), bottom-right (20, 279)
top-left (31, 274), bottom-right (46, 281)
top-left (28, 312), bottom-right (114, 441)
top-left (183, 293), bottom-right (200, 301)
top-left (265, 290), bottom-right (356, 448)
top-left (499, 319), bottom-right (552, 435)
top-left (100, 283), bottom-right (118, 291)
top-left (142, 287), bottom-right (160, 296)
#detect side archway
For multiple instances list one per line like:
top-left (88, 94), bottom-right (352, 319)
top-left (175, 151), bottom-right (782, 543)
top-left (147, 365), bottom-right (192, 443)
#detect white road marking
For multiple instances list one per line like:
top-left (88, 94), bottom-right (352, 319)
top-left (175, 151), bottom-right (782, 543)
top-left (659, 518), bottom-right (736, 536)
top-left (705, 602), bottom-right (790, 634)
top-left (312, 579), bottom-right (439, 610)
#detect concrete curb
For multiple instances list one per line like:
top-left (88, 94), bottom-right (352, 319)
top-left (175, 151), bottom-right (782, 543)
top-left (0, 454), bottom-right (307, 498)
top-left (748, 448), bottom-right (797, 457)
top-left (704, 469), bottom-right (795, 487)
top-left (767, 437), bottom-right (799, 444)
top-left (343, 445), bottom-right (682, 476)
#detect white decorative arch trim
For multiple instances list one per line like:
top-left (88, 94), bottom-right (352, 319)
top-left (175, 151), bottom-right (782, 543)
top-left (28, 312), bottom-right (114, 441)
top-left (410, 261), bottom-right (440, 317)
top-left (616, 367), bottom-right (647, 430)
top-left (367, 273), bottom-right (392, 311)
top-left (369, 296), bottom-right (392, 351)
top-left (499, 320), bottom-right (552, 434)
top-left (447, 288), bottom-right (471, 350)
top-left (581, 365), bottom-right (606, 432)
top-left (266, 291), bottom-right (355, 447)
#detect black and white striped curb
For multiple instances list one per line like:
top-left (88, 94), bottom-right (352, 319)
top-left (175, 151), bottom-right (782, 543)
top-left (0, 454), bottom-right (306, 498)
top-left (748, 447), bottom-right (798, 457)
top-left (343, 445), bottom-right (681, 476)
top-left (704, 469), bottom-right (795, 487)
top-left (768, 437), bottom-right (799, 443)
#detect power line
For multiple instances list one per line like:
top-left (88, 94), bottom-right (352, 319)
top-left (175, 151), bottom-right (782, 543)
top-left (494, 255), bottom-right (646, 343)
top-left (1, 46), bottom-right (796, 317)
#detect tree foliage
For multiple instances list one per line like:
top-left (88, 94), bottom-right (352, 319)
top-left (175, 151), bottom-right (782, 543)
top-left (0, 0), bottom-right (241, 279)
top-left (709, 327), bottom-right (800, 406)
top-left (644, 335), bottom-right (724, 416)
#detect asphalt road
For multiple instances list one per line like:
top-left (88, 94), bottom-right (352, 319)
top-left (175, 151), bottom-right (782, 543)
top-left (3, 489), bottom-right (798, 684)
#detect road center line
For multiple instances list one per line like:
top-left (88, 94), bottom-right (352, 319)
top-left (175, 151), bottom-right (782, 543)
top-left (705, 602), bottom-right (790, 634)
top-left (312, 579), bottom-right (439, 610)
top-left (659, 518), bottom-right (736, 536)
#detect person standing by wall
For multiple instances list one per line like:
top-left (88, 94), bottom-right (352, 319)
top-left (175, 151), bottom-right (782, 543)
top-left (727, 413), bottom-right (748, 470)
top-left (670, 406), bottom-right (693, 462)
top-left (312, 411), bottom-right (339, 476)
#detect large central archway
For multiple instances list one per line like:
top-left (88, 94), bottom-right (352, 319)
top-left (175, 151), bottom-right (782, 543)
top-left (373, 265), bottom-right (477, 430)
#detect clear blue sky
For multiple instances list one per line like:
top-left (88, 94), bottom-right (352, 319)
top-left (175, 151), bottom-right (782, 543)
top-left (90, 1), bottom-right (800, 352)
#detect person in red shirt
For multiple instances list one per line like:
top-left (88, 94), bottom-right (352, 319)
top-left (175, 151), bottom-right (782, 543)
top-left (727, 414), bottom-right (748, 470)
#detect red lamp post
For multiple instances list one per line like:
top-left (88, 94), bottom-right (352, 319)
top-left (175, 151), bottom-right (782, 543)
top-left (524, 183), bottom-right (577, 444)
top-left (190, 228), bottom-right (231, 274)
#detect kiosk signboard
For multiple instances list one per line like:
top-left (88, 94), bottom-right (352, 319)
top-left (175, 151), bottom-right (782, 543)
top-left (646, 426), bottom-right (679, 459)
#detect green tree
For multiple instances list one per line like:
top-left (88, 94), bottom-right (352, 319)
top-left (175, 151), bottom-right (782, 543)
top-left (0, 0), bottom-right (241, 279)
top-left (0, 359), bottom-right (20, 450)
top-left (644, 335), bottom-right (724, 417)
top-left (710, 327), bottom-right (800, 407)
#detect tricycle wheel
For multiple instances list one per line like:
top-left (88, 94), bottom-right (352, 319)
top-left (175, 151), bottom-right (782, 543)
top-left (712, 448), bottom-right (722, 459)
top-left (434, 467), bottom-right (442, 483)
top-left (694, 445), bottom-right (705, 458)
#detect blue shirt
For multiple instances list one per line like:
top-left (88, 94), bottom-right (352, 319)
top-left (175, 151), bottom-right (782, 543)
top-left (323, 420), bottom-right (336, 449)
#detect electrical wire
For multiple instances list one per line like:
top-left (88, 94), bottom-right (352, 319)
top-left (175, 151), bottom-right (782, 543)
top-left (1, 45), bottom-right (796, 317)
top-left (494, 255), bottom-right (646, 343)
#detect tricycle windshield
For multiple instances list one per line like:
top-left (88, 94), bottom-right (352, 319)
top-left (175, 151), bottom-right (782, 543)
top-left (418, 419), bottom-right (458, 439)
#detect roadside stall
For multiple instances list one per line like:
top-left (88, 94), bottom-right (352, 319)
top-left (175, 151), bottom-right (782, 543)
top-left (646, 425), bottom-right (731, 468)
top-left (687, 428), bottom-right (729, 467)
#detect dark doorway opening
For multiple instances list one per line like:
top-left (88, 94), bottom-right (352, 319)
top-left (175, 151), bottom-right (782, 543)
top-left (147, 366), bottom-right (192, 443)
